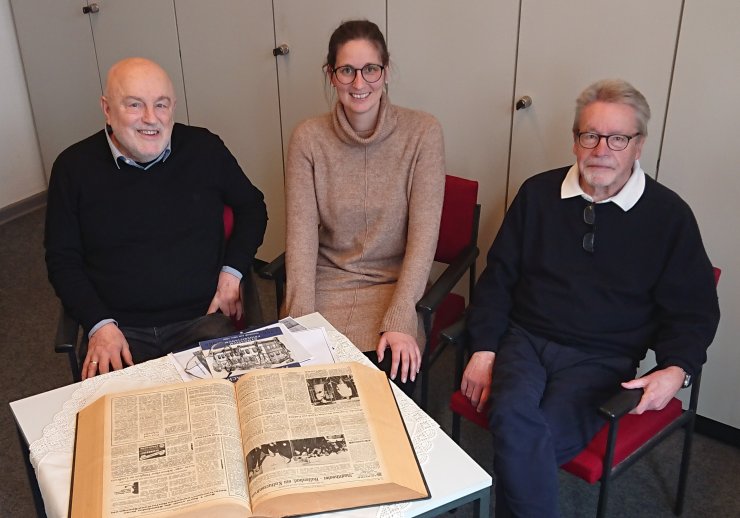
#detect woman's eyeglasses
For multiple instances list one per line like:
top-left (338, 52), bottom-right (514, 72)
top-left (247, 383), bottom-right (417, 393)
top-left (332, 64), bottom-right (385, 84)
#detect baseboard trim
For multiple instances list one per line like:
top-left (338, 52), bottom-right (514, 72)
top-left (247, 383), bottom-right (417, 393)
top-left (0, 191), bottom-right (46, 226)
top-left (696, 415), bottom-right (740, 447)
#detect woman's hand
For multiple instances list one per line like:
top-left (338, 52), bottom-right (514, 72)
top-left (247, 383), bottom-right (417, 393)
top-left (376, 331), bottom-right (422, 383)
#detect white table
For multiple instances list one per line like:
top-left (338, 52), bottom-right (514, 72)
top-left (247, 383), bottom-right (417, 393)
top-left (10, 314), bottom-right (491, 518)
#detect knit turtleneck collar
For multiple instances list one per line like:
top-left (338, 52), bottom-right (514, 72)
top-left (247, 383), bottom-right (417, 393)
top-left (332, 92), bottom-right (397, 146)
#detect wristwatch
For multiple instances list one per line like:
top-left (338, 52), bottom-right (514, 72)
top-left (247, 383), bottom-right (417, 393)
top-left (682, 370), bottom-right (692, 388)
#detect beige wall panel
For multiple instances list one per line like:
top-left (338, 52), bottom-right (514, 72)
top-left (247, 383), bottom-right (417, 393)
top-left (10, 0), bottom-right (101, 179)
top-left (176, 0), bottom-right (284, 261)
top-left (508, 0), bottom-right (681, 203)
top-left (273, 0), bottom-right (386, 155)
top-left (2, 0), bottom-right (46, 207)
top-left (657, 0), bottom-right (740, 428)
top-left (389, 0), bottom-right (520, 280)
top-left (88, 0), bottom-right (187, 125)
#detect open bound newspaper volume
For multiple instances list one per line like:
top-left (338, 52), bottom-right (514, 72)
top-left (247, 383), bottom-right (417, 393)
top-left (69, 362), bottom-right (429, 517)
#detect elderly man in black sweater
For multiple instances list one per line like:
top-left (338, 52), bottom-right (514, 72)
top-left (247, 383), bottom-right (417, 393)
top-left (45, 58), bottom-right (267, 379)
top-left (462, 79), bottom-right (719, 518)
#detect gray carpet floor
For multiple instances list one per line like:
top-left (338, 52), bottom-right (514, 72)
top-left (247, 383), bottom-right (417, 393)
top-left (2, 208), bottom-right (739, 517)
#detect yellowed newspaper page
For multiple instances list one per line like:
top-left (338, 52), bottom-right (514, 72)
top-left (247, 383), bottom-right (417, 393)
top-left (235, 362), bottom-right (428, 516)
top-left (99, 379), bottom-right (251, 517)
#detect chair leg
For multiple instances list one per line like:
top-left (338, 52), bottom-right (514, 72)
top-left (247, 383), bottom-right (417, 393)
top-left (674, 415), bottom-right (697, 515)
top-left (596, 475), bottom-right (611, 518)
top-left (275, 282), bottom-right (284, 318)
top-left (68, 348), bottom-right (82, 383)
top-left (419, 346), bottom-right (431, 410)
top-left (452, 413), bottom-right (461, 443)
top-left (596, 421), bottom-right (620, 518)
top-left (419, 315), bottom-right (433, 411)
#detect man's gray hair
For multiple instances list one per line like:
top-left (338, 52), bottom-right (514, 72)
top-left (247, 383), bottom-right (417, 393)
top-left (573, 79), bottom-right (651, 136)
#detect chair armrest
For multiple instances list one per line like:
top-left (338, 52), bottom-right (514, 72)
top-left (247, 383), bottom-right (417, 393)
top-left (598, 387), bottom-right (644, 421)
top-left (597, 364), bottom-right (667, 421)
top-left (599, 364), bottom-right (704, 423)
top-left (439, 317), bottom-right (468, 387)
top-left (54, 306), bottom-right (80, 354)
top-left (417, 244), bottom-right (479, 314)
top-left (258, 252), bottom-right (285, 282)
top-left (54, 305), bottom-right (84, 382)
top-left (440, 318), bottom-right (467, 346)
top-left (240, 266), bottom-right (265, 327)
top-left (258, 253), bottom-right (287, 315)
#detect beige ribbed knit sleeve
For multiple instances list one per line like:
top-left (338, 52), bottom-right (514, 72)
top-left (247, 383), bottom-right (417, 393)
top-left (380, 116), bottom-right (446, 339)
top-left (284, 119), bottom-right (321, 318)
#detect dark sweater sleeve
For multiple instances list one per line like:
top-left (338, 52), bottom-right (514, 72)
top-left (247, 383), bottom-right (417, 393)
top-left (651, 199), bottom-right (720, 377)
top-left (44, 151), bottom-right (112, 332)
top-left (466, 182), bottom-right (527, 353)
top-left (214, 134), bottom-right (268, 274)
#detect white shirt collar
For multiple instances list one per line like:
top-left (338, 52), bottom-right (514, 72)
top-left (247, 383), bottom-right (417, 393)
top-left (560, 160), bottom-right (645, 211)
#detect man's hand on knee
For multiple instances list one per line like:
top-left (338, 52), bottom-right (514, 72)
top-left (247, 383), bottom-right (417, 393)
top-left (621, 365), bottom-right (685, 414)
top-left (83, 323), bottom-right (134, 379)
top-left (461, 351), bottom-right (495, 413)
top-left (207, 271), bottom-right (242, 320)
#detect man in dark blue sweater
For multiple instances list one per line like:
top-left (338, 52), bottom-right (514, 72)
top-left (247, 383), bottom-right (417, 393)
top-left (462, 79), bottom-right (719, 517)
top-left (45, 58), bottom-right (267, 379)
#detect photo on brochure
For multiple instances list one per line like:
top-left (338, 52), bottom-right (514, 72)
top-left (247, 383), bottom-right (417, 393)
top-left (198, 323), bottom-right (312, 382)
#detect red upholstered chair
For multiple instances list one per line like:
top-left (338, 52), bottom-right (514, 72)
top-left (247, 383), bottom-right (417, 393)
top-left (55, 206), bottom-right (260, 380)
top-left (444, 267), bottom-right (721, 517)
top-left (222, 204), bottom-right (235, 240)
top-left (416, 174), bottom-right (480, 410)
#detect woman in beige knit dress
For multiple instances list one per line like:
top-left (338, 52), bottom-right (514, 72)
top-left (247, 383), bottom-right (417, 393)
top-left (284, 20), bottom-right (445, 395)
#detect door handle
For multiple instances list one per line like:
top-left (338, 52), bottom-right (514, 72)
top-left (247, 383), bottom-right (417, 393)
top-left (515, 95), bottom-right (532, 110)
top-left (273, 44), bottom-right (290, 57)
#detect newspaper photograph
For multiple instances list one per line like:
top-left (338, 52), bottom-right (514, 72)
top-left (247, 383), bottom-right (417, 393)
top-left (199, 324), bottom-right (312, 382)
top-left (235, 365), bottom-right (384, 504)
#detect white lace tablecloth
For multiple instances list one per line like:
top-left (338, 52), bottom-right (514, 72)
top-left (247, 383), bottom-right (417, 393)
top-left (29, 314), bottom-right (439, 518)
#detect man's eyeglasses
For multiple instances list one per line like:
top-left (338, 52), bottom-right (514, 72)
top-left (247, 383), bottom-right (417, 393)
top-left (332, 64), bottom-right (385, 84)
top-left (577, 131), bottom-right (640, 152)
top-left (583, 203), bottom-right (595, 253)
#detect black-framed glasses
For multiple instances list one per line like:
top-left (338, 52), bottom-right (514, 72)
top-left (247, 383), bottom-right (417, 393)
top-left (577, 131), bottom-right (640, 151)
top-left (332, 63), bottom-right (385, 84)
top-left (583, 203), bottom-right (595, 253)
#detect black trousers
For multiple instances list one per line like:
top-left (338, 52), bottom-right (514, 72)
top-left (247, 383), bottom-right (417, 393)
top-left (489, 324), bottom-right (637, 518)
top-left (119, 313), bottom-right (236, 364)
